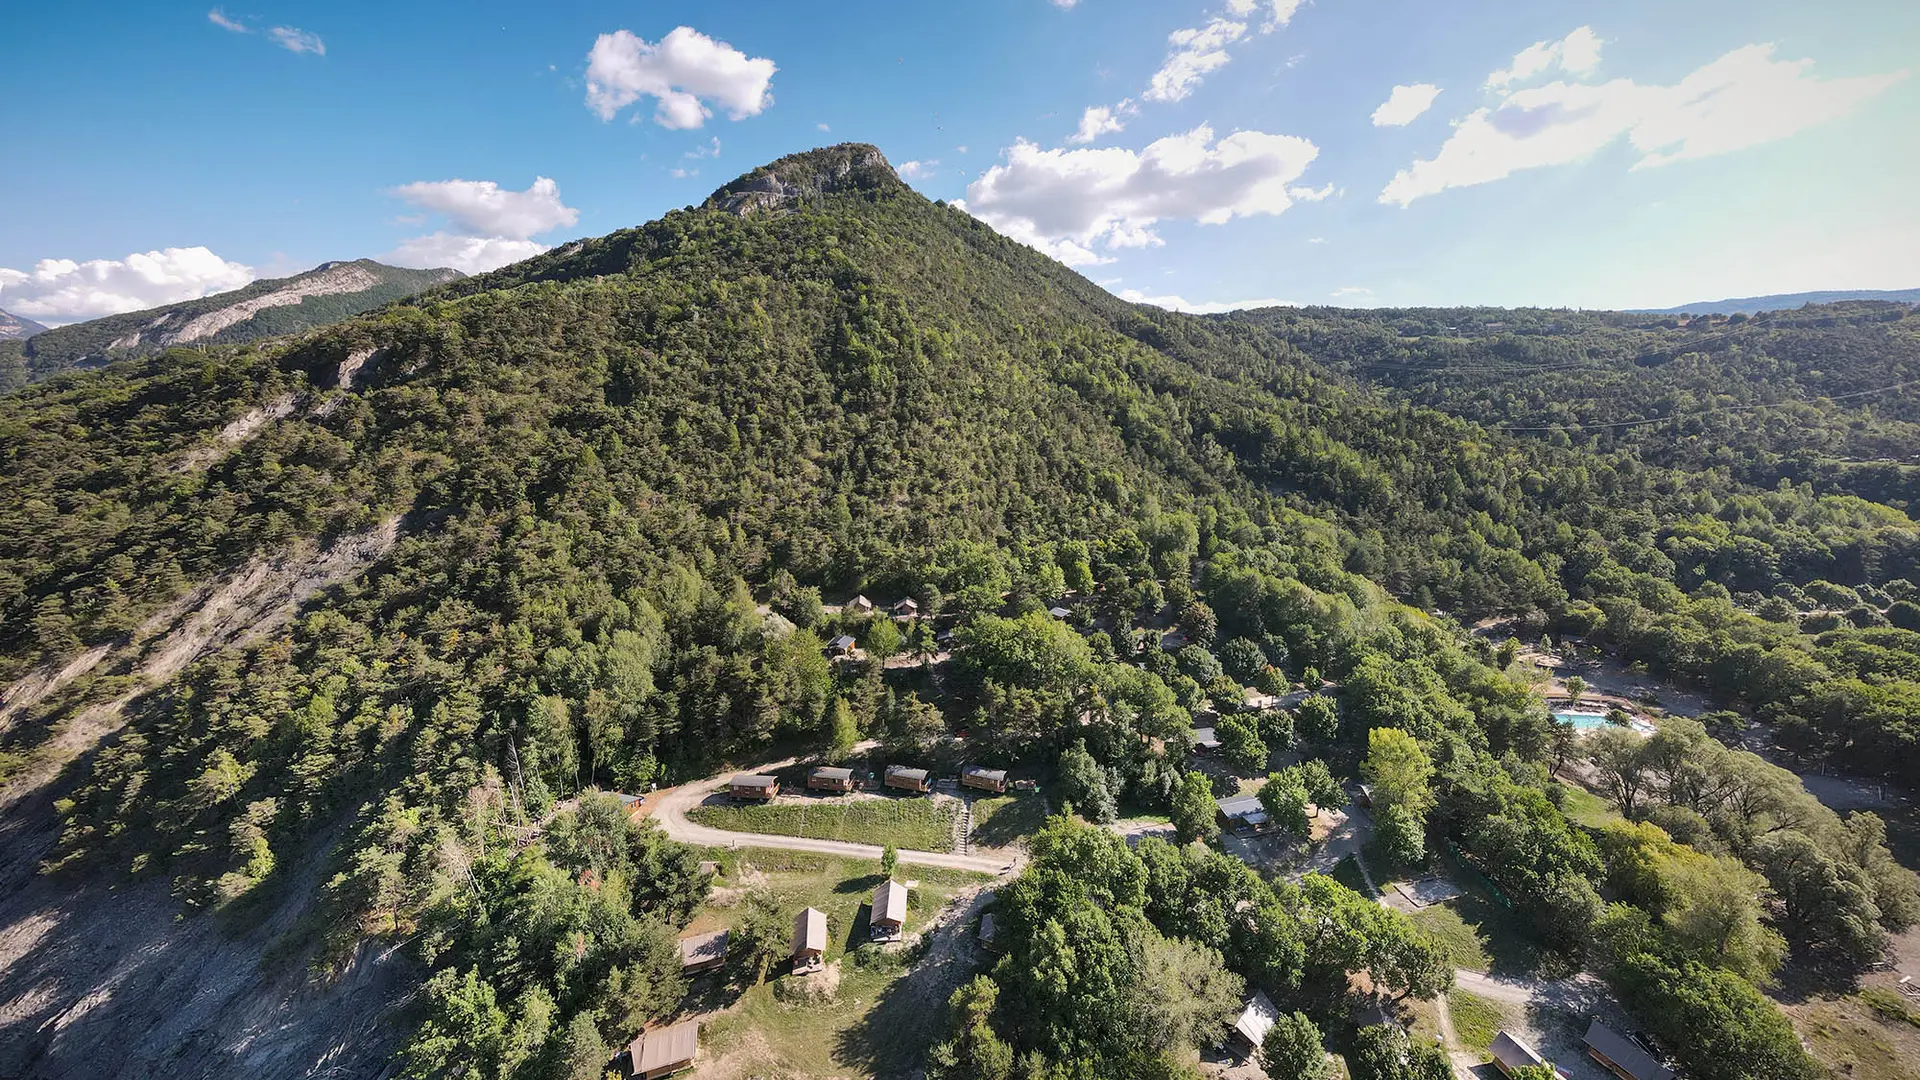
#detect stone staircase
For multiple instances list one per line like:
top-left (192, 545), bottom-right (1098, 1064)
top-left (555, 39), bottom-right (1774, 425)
top-left (956, 797), bottom-right (976, 854)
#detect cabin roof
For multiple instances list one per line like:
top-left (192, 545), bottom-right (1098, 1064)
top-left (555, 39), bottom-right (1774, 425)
top-left (963, 765), bottom-right (1008, 781)
top-left (1583, 1020), bottom-right (1674, 1080)
top-left (885, 765), bottom-right (929, 781)
top-left (730, 774), bottom-right (777, 789)
top-left (679, 929), bottom-right (729, 968)
top-left (793, 906), bottom-right (828, 953)
top-left (1491, 1031), bottom-right (1547, 1071)
top-left (630, 1020), bottom-right (699, 1073)
top-left (810, 766), bottom-right (855, 781)
top-left (1217, 794), bottom-right (1264, 818)
top-left (1233, 990), bottom-right (1279, 1047)
top-left (873, 879), bottom-right (909, 924)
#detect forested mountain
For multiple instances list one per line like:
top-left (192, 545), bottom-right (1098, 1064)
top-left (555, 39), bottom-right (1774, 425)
top-left (1636, 287), bottom-right (1920, 315)
top-left (0, 307), bottom-right (47, 340)
top-left (2, 144), bottom-right (1917, 1079)
top-left (0, 259), bottom-right (463, 391)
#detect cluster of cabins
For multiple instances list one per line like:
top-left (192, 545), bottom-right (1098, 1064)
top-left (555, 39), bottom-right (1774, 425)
top-left (726, 764), bottom-right (1011, 800)
top-left (1487, 1020), bottom-right (1676, 1080)
top-left (643, 881), bottom-right (918, 1077)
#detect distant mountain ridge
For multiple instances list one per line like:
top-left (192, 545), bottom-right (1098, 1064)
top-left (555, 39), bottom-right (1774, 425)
top-left (0, 308), bottom-right (48, 341)
top-left (1634, 288), bottom-right (1920, 315)
top-left (1, 259), bottom-right (462, 388)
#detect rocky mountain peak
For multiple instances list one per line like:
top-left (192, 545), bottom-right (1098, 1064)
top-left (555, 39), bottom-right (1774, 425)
top-left (704, 143), bottom-right (904, 216)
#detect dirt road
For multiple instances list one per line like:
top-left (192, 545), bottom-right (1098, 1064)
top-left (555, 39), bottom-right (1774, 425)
top-left (648, 758), bottom-right (1023, 875)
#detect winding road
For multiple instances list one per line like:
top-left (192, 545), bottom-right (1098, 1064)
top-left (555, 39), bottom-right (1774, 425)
top-left (646, 755), bottom-right (1025, 875)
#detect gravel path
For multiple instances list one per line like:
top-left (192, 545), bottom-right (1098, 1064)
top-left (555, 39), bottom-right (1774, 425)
top-left (648, 756), bottom-right (1023, 875)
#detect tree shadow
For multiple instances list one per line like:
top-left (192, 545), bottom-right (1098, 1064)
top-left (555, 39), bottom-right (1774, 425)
top-left (841, 903), bottom-right (875, 953)
top-left (832, 943), bottom-right (956, 1075)
top-left (835, 873), bottom-right (886, 896)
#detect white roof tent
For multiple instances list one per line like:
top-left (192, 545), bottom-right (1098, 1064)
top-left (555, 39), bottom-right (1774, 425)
top-left (1231, 990), bottom-right (1279, 1050)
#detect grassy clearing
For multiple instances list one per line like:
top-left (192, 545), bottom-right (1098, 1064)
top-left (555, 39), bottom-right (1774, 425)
top-left (1331, 854), bottom-right (1377, 898)
top-left (1448, 990), bottom-right (1511, 1057)
top-left (1412, 904), bottom-right (1492, 973)
top-left (1557, 782), bottom-right (1625, 829)
top-left (1427, 869), bottom-right (1550, 978)
top-left (689, 848), bottom-right (988, 954)
top-left (1796, 998), bottom-right (1920, 1080)
top-left (1858, 987), bottom-right (1920, 1029)
top-left (970, 793), bottom-right (1049, 848)
top-left (689, 797), bottom-right (957, 852)
top-left (690, 848), bottom-right (993, 1076)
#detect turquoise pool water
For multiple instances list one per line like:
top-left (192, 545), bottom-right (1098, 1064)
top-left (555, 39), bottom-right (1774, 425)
top-left (1553, 710), bottom-right (1610, 729)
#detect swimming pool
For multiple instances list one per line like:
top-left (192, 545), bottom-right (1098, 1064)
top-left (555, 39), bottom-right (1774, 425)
top-left (1552, 710), bottom-right (1611, 729)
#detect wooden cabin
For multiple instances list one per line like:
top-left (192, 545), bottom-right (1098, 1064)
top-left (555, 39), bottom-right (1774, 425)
top-left (884, 765), bottom-right (931, 793)
top-left (961, 765), bottom-right (1009, 794)
top-left (627, 1020), bottom-right (699, 1079)
top-left (978, 912), bottom-right (1002, 953)
top-left (871, 879), bottom-right (909, 941)
top-left (828, 634), bottom-right (857, 657)
top-left (728, 774), bottom-right (779, 801)
top-left (847, 595), bottom-right (875, 615)
top-left (1228, 990), bottom-right (1279, 1056)
top-left (807, 766), bottom-right (856, 792)
top-left (1583, 1021), bottom-right (1674, 1080)
top-left (791, 906), bottom-right (828, 972)
top-left (1216, 794), bottom-right (1269, 835)
top-left (678, 929), bottom-right (728, 975)
top-left (1491, 1031), bottom-right (1562, 1077)
top-left (1189, 726), bottom-right (1222, 752)
top-left (892, 597), bottom-right (920, 619)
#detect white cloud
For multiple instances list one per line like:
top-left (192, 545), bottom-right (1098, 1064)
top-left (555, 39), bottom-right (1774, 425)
top-left (669, 167), bottom-right (696, 180)
top-left (384, 176), bottom-right (578, 276)
top-left (1488, 26), bottom-right (1602, 89)
top-left (383, 234), bottom-right (548, 275)
top-left (685, 136), bottom-right (721, 159)
top-left (1225, 0), bottom-right (1302, 33)
top-left (817, 122), bottom-right (831, 132)
top-left (898, 159), bottom-right (939, 179)
top-left (0, 247), bottom-right (255, 325)
top-left (207, 8), bottom-right (247, 33)
top-left (1371, 83), bottom-right (1441, 126)
top-left (585, 26), bottom-right (776, 129)
top-left (1330, 286), bottom-right (1373, 298)
top-left (268, 26), bottom-right (325, 55)
top-left (1119, 288), bottom-right (1294, 313)
top-left (1053, 0), bottom-right (1080, 7)
top-left (1306, 236), bottom-right (1328, 244)
top-left (962, 124), bottom-right (1320, 266)
top-left (1145, 18), bottom-right (1247, 103)
top-left (1384, 41), bottom-right (1908, 207)
top-left (388, 177), bottom-right (578, 241)
top-left (1070, 102), bottom-right (1132, 144)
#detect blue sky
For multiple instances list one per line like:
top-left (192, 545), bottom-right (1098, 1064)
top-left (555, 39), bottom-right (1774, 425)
top-left (1, 0), bottom-right (1915, 323)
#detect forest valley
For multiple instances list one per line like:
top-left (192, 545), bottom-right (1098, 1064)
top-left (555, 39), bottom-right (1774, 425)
top-left (2, 144), bottom-right (1919, 1080)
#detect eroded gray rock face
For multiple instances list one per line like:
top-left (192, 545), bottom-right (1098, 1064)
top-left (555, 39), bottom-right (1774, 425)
top-left (705, 143), bottom-right (902, 216)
